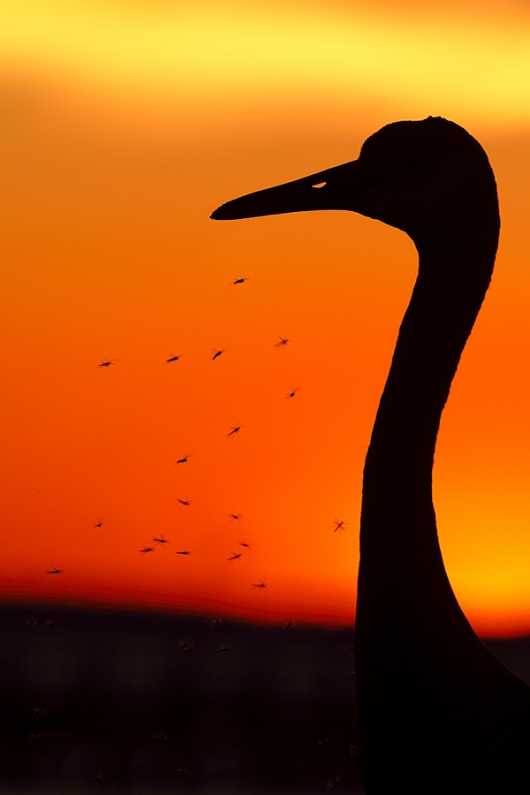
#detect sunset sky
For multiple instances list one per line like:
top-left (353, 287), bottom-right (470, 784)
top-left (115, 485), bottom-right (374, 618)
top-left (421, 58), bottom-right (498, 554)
top-left (2, 0), bottom-right (530, 636)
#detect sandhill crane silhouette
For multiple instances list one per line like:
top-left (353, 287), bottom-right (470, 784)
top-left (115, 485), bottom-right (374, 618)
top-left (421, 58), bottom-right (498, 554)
top-left (211, 117), bottom-right (530, 793)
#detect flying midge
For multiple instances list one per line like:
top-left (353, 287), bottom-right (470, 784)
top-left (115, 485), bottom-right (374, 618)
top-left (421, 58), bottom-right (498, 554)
top-left (176, 549), bottom-right (191, 556)
top-left (275, 337), bottom-right (291, 347)
top-left (228, 513), bottom-right (242, 521)
top-left (93, 519), bottom-right (105, 528)
top-left (177, 638), bottom-right (193, 652)
top-left (176, 766), bottom-right (190, 775)
top-left (153, 730), bottom-right (169, 741)
top-left (326, 775), bottom-right (340, 794)
top-left (317, 736), bottom-right (334, 747)
top-left (152, 536), bottom-right (169, 545)
top-left (227, 552), bottom-right (244, 561)
top-left (208, 618), bottom-right (223, 631)
top-left (30, 707), bottom-right (47, 721)
top-left (175, 455), bottom-right (192, 465)
top-left (251, 580), bottom-right (267, 592)
top-left (227, 425), bottom-right (242, 438)
top-left (46, 567), bottom-right (63, 575)
top-left (166, 353), bottom-right (184, 364)
top-left (139, 546), bottom-right (155, 554)
top-left (238, 540), bottom-right (252, 548)
top-left (97, 359), bottom-right (116, 368)
top-left (24, 618), bottom-right (38, 627)
top-left (212, 349), bottom-right (225, 361)
top-left (218, 645), bottom-right (232, 653)
top-left (286, 388), bottom-right (300, 400)
top-left (333, 518), bottom-right (346, 534)
top-left (44, 619), bottom-right (56, 629)
top-left (230, 277), bottom-right (252, 285)
top-left (177, 499), bottom-right (191, 506)
top-left (284, 621), bottom-right (293, 633)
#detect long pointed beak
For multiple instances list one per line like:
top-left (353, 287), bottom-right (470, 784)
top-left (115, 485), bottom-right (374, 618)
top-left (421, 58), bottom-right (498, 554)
top-left (211, 158), bottom-right (363, 220)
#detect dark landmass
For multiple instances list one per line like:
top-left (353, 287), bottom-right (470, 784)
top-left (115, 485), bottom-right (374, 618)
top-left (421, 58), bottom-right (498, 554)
top-left (0, 604), bottom-right (528, 794)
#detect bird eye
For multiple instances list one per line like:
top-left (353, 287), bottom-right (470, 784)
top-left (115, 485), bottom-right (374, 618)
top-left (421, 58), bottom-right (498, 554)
top-left (312, 182), bottom-right (326, 188)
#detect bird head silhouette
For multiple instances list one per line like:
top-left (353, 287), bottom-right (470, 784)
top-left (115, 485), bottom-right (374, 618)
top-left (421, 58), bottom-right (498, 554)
top-left (211, 116), bottom-right (499, 257)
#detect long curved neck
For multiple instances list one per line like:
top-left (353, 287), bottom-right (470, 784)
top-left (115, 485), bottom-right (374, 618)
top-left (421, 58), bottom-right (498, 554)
top-left (357, 228), bottom-right (498, 645)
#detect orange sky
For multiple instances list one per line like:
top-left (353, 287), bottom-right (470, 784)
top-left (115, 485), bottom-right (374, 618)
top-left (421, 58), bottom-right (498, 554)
top-left (1, 0), bottom-right (530, 636)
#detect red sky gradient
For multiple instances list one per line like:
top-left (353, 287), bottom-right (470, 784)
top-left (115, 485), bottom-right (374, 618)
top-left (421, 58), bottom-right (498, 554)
top-left (2, 0), bottom-right (530, 636)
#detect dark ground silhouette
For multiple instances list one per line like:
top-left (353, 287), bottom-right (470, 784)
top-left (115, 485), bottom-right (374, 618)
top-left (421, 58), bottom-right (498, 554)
top-left (1, 604), bottom-right (529, 794)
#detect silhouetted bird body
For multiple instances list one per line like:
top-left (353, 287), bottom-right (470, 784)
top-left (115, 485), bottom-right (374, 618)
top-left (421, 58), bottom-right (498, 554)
top-left (211, 117), bottom-right (530, 793)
